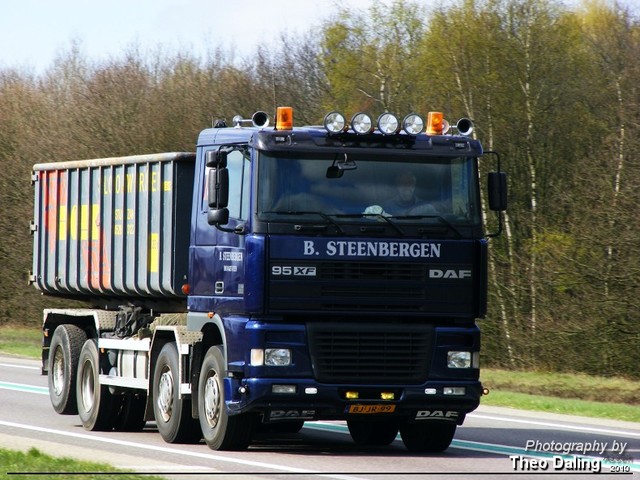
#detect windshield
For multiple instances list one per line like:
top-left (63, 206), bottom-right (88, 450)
top-left (257, 152), bottom-right (481, 226)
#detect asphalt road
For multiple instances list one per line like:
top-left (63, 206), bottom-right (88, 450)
top-left (1, 354), bottom-right (638, 479)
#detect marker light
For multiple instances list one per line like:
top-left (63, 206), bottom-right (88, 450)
top-left (324, 111), bottom-right (346, 133)
top-left (351, 112), bottom-right (373, 134)
top-left (275, 106), bottom-right (293, 130)
top-left (377, 113), bottom-right (399, 135)
top-left (402, 113), bottom-right (425, 135)
top-left (426, 111), bottom-right (444, 135)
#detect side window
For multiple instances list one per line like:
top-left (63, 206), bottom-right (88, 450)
top-left (226, 149), bottom-right (250, 220)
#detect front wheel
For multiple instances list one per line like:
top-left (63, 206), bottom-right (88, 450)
top-left (399, 421), bottom-right (456, 453)
top-left (198, 346), bottom-right (255, 450)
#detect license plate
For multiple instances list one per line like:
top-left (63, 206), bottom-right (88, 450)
top-left (347, 404), bottom-right (396, 414)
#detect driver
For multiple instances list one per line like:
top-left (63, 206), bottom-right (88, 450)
top-left (385, 171), bottom-right (422, 215)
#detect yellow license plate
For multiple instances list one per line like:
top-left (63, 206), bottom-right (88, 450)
top-left (348, 404), bottom-right (396, 414)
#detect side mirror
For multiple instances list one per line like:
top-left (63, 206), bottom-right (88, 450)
top-left (206, 149), bottom-right (228, 168)
top-left (488, 171), bottom-right (507, 212)
top-left (208, 208), bottom-right (229, 226)
top-left (207, 167), bottom-right (229, 227)
top-left (207, 167), bottom-right (229, 209)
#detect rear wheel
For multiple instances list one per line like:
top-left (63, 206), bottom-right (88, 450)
top-left (198, 345), bottom-right (255, 450)
top-left (48, 324), bottom-right (87, 414)
top-left (152, 343), bottom-right (201, 443)
top-left (76, 339), bottom-right (116, 431)
top-left (399, 421), bottom-right (456, 453)
top-left (347, 420), bottom-right (399, 446)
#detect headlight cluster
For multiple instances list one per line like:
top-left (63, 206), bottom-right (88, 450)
top-left (251, 348), bottom-right (291, 366)
top-left (447, 351), bottom-right (480, 369)
top-left (323, 111), bottom-right (426, 136)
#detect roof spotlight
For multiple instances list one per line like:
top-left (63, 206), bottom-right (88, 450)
top-left (402, 113), bottom-right (425, 135)
top-left (377, 113), bottom-right (399, 135)
top-left (351, 112), bottom-right (373, 135)
top-left (324, 111), bottom-right (346, 133)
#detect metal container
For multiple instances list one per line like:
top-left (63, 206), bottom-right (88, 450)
top-left (31, 152), bottom-right (195, 300)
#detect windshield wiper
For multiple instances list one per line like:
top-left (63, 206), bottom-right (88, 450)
top-left (263, 211), bottom-right (346, 235)
top-left (394, 215), bottom-right (462, 237)
top-left (335, 213), bottom-right (406, 236)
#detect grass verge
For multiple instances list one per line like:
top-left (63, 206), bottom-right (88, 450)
top-left (480, 390), bottom-right (640, 423)
top-left (1, 447), bottom-right (165, 479)
top-left (0, 326), bottom-right (41, 359)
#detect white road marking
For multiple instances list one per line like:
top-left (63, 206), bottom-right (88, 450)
top-left (0, 362), bottom-right (40, 371)
top-left (471, 413), bottom-right (640, 438)
top-left (0, 420), bottom-right (367, 480)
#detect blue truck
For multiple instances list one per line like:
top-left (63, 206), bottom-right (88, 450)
top-left (31, 107), bottom-right (506, 452)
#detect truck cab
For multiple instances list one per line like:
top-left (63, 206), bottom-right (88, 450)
top-left (185, 108), bottom-right (504, 451)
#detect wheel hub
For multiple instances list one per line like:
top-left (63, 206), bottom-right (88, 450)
top-left (203, 373), bottom-right (221, 429)
top-left (157, 369), bottom-right (174, 422)
top-left (80, 360), bottom-right (95, 411)
top-left (51, 348), bottom-right (64, 396)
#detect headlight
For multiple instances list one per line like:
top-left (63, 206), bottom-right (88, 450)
top-left (324, 111), bottom-right (346, 133)
top-left (265, 348), bottom-right (291, 366)
top-left (447, 351), bottom-right (472, 368)
top-left (351, 112), bottom-right (373, 134)
top-left (251, 348), bottom-right (292, 366)
top-left (402, 113), bottom-right (425, 135)
top-left (377, 113), bottom-right (399, 135)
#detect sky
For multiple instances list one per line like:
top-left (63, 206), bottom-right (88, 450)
top-left (0, 0), bottom-right (389, 74)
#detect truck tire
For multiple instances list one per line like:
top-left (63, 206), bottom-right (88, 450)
top-left (152, 343), bottom-right (201, 443)
top-left (399, 421), bottom-right (456, 453)
top-left (198, 345), bottom-right (255, 450)
top-left (347, 420), bottom-right (399, 446)
top-left (48, 324), bottom-right (87, 415)
top-left (76, 339), bottom-right (116, 431)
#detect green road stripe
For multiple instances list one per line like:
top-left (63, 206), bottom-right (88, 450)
top-left (0, 381), bottom-right (49, 395)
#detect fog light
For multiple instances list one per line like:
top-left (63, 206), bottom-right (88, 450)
top-left (345, 391), bottom-right (359, 399)
top-left (448, 351), bottom-right (472, 368)
top-left (272, 384), bottom-right (296, 394)
top-left (443, 387), bottom-right (466, 396)
top-left (402, 113), bottom-right (425, 135)
top-left (351, 112), bottom-right (373, 134)
top-left (265, 348), bottom-right (291, 366)
top-left (380, 392), bottom-right (395, 400)
top-left (377, 113), bottom-right (399, 135)
top-left (324, 111), bottom-right (346, 133)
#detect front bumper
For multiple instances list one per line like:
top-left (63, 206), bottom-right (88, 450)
top-left (225, 377), bottom-right (482, 425)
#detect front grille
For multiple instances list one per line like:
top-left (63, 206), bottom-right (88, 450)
top-left (321, 261), bottom-right (427, 281)
top-left (308, 323), bottom-right (433, 384)
top-left (269, 260), bottom-right (432, 312)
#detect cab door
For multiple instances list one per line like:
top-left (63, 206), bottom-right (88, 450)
top-left (190, 146), bottom-right (251, 312)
